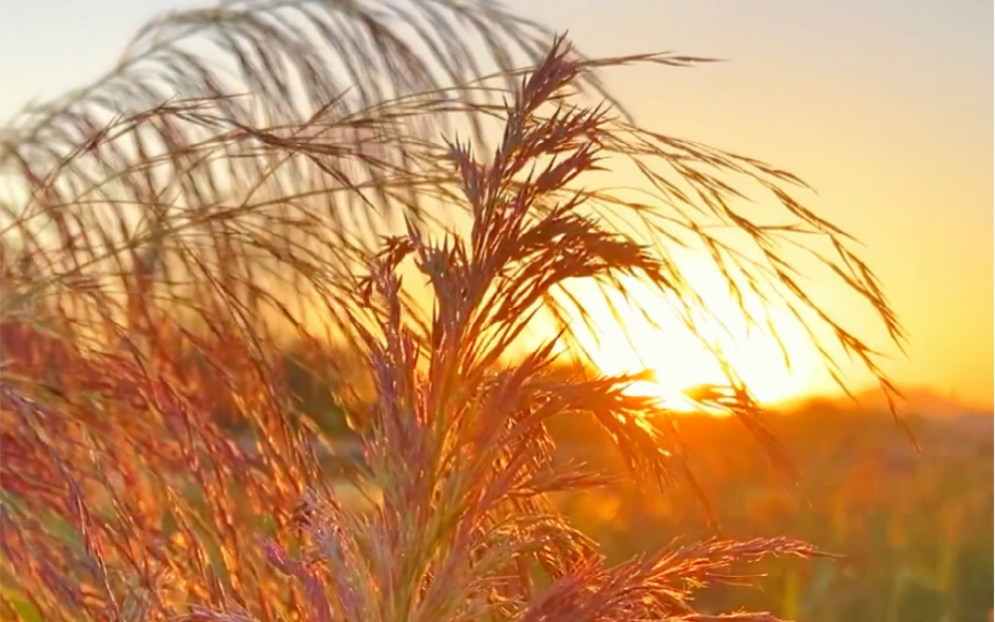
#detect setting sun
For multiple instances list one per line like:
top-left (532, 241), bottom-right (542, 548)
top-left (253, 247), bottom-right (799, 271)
top-left (564, 258), bottom-right (818, 411)
top-left (583, 315), bottom-right (807, 411)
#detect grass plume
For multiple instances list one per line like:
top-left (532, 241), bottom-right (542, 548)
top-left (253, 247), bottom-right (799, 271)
top-left (0, 5), bottom-right (907, 621)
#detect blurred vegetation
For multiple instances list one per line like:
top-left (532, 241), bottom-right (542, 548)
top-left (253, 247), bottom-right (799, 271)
top-left (197, 341), bottom-right (995, 621)
top-left (277, 348), bottom-right (993, 621)
top-left (549, 402), bottom-right (993, 622)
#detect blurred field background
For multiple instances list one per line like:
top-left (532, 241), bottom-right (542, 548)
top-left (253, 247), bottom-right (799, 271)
top-left (230, 341), bottom-right (995, 620)
top-left (4, 311), bottom-right (990, 620)
top-left (284, 354), bottom-right (995, 622)
top-left (554, 404), bottom-right (993, 622)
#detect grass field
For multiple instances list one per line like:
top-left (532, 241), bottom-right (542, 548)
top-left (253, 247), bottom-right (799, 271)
top-left (549, 406), bottom-right (993, 622)
top-left (301, 397), bottom-right (995, 621)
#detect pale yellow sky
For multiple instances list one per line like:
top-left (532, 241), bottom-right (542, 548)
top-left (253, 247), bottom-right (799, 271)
top-left (1, 0), bottom-right (991, 407)
top-left (502, 0), bottom-right (993, 408)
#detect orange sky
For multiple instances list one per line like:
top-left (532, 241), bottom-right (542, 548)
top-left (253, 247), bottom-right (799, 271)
top-left (1, 0), bottom-right (991, 408)
top-left (504, 0), bottom-right (993, 409)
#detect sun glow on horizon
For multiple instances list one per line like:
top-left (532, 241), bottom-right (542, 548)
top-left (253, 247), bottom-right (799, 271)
top-left (564, 259), bottom-right (822, 413)
top-left (593, 333), bottom-right (807, 413)
top-left (619, 376), bottom-right (706, 413)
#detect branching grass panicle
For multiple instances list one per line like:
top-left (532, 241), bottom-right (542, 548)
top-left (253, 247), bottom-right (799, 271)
top-left (0, 4), bottom-right (907, 621)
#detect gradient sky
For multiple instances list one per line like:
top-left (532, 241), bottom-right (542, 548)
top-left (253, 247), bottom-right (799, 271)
top-left (1, 0), bottom-right (991, 408)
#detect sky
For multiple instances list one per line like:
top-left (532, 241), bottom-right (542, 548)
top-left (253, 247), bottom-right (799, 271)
top-left (0, 0), bottom-right (991, 409)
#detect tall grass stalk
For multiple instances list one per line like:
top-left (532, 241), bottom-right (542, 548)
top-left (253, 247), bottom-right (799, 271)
top-left (1, 3), bottom-right (905, 620)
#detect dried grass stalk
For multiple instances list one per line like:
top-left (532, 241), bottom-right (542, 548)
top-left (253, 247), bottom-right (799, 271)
top-left (0, 6), bottom-right (904, 621)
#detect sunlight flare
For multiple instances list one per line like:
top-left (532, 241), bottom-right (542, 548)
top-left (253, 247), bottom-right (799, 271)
top-left (569, 259), bottom-right (818, 411)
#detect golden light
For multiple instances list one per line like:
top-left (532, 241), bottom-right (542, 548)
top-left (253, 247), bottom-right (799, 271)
top-left (566, 257), bottom-right (821, 413)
